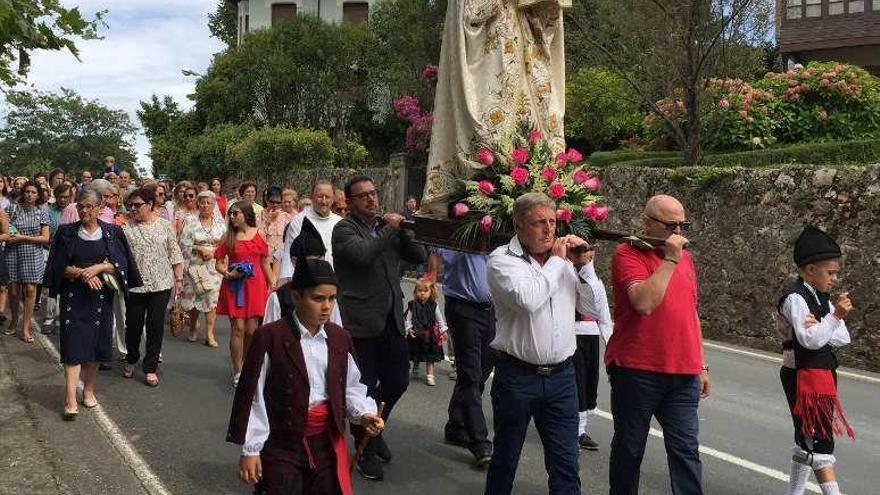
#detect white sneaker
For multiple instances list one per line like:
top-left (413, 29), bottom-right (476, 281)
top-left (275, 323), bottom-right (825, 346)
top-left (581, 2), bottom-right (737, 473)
top-left (426, 375), bottom-right (436, 386)
top-left (232, 372), bottom-right (241, 388)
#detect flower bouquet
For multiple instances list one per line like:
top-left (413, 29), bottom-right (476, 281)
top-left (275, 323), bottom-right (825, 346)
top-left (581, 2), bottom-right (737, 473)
top-left (450, 125), bottom-right (609, 246)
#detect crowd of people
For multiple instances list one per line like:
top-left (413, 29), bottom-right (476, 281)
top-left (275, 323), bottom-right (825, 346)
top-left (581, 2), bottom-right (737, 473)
top-left (0, 155), bottom-right (858, 495)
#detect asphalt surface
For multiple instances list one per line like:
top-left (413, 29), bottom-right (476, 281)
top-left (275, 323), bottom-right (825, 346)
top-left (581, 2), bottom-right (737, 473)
top-left (13, 280), bottom-right (880, 495)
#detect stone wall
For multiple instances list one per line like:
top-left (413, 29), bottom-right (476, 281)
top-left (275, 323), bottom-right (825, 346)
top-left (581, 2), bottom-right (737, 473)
top-left (594, 164), bottom-right (880, 371)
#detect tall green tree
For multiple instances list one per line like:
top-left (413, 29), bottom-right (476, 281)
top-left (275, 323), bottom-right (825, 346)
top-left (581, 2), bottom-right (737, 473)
top-left (208, 0), bottom-right (238, 48)
top-left (0, 1), bottom-right (105, 86)
top-left (566, 0), bottom-right (773, 165)
top-left (0, 88), bottom-right (136, 175)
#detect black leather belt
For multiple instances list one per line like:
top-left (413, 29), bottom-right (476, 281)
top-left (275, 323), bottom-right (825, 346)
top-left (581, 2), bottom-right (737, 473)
top-left (499, 352), bottom-right (572, 376)
top-left (446, 296), bottom-right (492, 310)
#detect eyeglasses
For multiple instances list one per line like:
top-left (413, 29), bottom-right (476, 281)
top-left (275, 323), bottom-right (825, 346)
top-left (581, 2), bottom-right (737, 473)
top-left (348, 189), bottom-right (378, 201)
top-left (647, 215), bottom-right (692, 233)
top-left (229, 210), bottom-right (243, 216)
top-left (126, 202), bottom-right (146, 209)
top-left (267, 199), bottom-right (282, 205)
top-left (77, 203), bottom-right (97, 210)
top-left (185, 193), bottom-right (196, 199)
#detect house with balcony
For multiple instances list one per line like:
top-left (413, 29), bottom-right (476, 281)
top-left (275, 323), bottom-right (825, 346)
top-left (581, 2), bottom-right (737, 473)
top-left (778, 0), bottom-right (880, 75)
top-left (233, 0), bottom-right (374, 44)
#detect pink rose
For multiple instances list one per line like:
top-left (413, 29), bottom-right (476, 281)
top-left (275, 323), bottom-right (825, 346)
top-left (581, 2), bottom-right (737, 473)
top-left (452, 202), bottom-right (470, 218)
top-left (582, 176), bottom-right (601, 191)
top-left (548, 182), bottom-right (566, 200)
top-left (566, 148), bottom-right (583, 163)
top-left (528, 129), bottom-right (542, 144)
top-left (510, 167), bottom-right (530, 185)
top-left (476, 148), bottom-right (495, 166)
top-left (555, 152), bottom-right (569, 167)
top-left (583, 204), bottom-right (609, 222)
top-left (541, 167), bottom-right (558, 181)
top-left (479, 214), bottom-right (493, 233)
top-left (478, 180), bottom-right (495, 196)
top-left (556, 207), bottom-right (572, 223)
top-left (512, 147), bottom-right (529, 166)
top-left (573, 168), bottom-right (590, 185)
top-left (718, 98), bottom-right (730, 109)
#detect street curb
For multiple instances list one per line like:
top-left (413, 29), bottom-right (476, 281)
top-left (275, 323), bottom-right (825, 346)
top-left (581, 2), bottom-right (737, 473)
top-left (34, 332), bottom-right (170, 495)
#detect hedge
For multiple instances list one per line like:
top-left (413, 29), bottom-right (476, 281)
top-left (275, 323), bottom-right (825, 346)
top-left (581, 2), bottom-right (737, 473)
top-left (595, 139), bottom-right (880, 169)
top-left (588, 150), bottom-right (681, 167)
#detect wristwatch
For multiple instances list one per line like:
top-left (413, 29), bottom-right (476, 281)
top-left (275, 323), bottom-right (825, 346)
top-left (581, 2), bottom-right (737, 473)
top-left (701, 364), bottom-right (710, 372)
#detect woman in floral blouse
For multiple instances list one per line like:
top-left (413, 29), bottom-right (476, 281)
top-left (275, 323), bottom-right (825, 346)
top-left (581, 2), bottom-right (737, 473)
top-left (121, 188), bottom-right (184, 387)
top-left (178, 191), bottom-right (225, 347)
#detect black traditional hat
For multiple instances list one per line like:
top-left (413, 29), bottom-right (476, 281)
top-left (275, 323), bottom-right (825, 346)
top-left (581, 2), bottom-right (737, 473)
top-left (289, 217), bottom-right (326, 260)
top-left (793, 225), bottom-right (841, 267)
top-left (291, 258), bottom-right (338, 289)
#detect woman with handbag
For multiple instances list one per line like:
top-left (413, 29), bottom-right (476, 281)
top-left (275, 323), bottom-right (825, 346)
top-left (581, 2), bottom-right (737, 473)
top-left (214, 201), bottom-right (274, 387)
top-left (43, 188), bottom-right (142, 420)
top-left (179, 190), bottom-right (225, 347)
top-left (121, 188), bottom-right (184, 387)
top-left (0, 181), bottom-right (50, 342)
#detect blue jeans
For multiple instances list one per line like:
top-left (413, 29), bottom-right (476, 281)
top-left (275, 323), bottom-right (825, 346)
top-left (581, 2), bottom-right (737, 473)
top-left (485, 357), bottom-right (580, 495)
top-left (608, 366), bottom-right (703, 495)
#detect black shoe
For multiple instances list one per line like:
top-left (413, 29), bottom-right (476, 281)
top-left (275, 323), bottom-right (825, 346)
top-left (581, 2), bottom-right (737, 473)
top-left (444, 431), bottom-right (470, 449)
top-left (471, 446), bottom-right (492, 469)
top-left (357, 454), bottom-right (384, 481)
top-left (578, 433), bottom-right (599, 451)
top-left (98, 363), bottom-right (112, 371)
top-left (374, 436), bottom-right (393, 463)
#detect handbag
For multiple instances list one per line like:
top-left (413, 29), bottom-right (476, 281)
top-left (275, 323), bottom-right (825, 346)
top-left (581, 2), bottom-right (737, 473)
top-left (188, 263), bottom-right (221, 294)
top-left (169, 298), bottom-right (188, 337)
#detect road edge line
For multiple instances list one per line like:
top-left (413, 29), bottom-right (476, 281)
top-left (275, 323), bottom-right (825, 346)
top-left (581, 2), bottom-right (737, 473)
top-left (35, 332), bottom-right (173, 495)
top-left (704, 341), bottom-right (880, 385)
top-left (592, 409), bottom-right (837, 495)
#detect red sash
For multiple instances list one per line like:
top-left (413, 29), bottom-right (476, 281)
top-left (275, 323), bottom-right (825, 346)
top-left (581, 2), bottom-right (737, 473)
top-left (793, 369), bottom-right (855, 440)
top-left (303, 402), bottom-right (352, 495)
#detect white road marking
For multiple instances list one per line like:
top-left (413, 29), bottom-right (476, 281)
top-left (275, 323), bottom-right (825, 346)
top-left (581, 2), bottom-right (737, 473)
top-left (36, 333), bottom-right (172, 495)
top-left (705, 341), bottom-right (880, 385)
top-left (593, 409), bottom-right (843, 495)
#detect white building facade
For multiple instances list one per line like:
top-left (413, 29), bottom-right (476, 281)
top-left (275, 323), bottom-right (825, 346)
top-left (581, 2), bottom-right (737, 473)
top-left (235, 0), bottom-right (374, 43)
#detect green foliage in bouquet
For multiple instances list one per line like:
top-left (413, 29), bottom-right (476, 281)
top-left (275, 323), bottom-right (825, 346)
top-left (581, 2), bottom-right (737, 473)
top-left (450, 124), bottom-right (609, 246)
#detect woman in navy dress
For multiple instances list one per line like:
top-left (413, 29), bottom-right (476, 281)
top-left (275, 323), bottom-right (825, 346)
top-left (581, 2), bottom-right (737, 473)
top-left (44, 189), bottom-right (141, 420)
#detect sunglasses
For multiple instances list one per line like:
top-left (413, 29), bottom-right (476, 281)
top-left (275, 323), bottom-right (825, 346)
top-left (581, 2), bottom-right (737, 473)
top-left (185, 193), bottom-right (196, 199)
top-left (126, 202), bottom-right (146, 209)
top-left (647, 215), bottom-right (692, 233)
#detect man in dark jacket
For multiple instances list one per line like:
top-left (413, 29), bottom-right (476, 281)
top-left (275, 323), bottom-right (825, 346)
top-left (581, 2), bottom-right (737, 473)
top-left (331, 175), bottom-right (427, 481)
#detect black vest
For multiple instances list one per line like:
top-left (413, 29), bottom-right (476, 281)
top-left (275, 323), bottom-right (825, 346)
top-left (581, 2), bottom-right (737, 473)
top-left (777, 278), bottom-right (838, 370)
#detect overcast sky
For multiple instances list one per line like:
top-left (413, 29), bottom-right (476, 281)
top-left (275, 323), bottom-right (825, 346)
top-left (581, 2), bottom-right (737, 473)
top-left (20, 0), bottom-right (225, 174)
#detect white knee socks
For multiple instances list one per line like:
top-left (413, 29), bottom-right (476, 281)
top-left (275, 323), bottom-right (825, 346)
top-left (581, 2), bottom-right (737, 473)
top-left (578, 411), bottom-right (587, 435)
top-left (787, 460), bottom-right (810, 495)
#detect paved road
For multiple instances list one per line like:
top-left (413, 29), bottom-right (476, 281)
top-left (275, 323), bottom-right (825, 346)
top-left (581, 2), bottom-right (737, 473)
top-left (15, 281), bottom-right (880, 495)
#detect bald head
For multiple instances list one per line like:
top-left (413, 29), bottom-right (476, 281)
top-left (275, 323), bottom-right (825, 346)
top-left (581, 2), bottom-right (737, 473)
top-left (643, 195), bottom-right (687, 238)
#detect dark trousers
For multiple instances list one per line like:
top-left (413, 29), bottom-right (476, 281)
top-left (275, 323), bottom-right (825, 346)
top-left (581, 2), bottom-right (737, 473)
top-left (445, 297), bottom-right (495, 453)
top-left (124, 290), bottom-right (171, 374)
top-left (573, 335), bottom-right (600, 412)
top-left (486, 356), bottom-right (580, 495)
top-left (608, 366), bottom-right (702, 495)
top-left (352, 313), bottom-right (410, 454)
top-left (780, 366), bottom-right (836, 454)
top-left (255, 437), bottom-right (341, 495)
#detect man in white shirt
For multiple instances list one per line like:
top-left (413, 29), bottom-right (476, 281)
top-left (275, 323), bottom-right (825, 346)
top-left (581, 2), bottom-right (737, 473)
top-left (274, 180), bottom-right (342, 285)
top-left (485, 192), bottom-right (599, 495)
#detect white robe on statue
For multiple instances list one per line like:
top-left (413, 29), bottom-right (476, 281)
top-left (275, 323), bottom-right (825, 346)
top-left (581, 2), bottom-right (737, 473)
top-left (421, 0), bottom-right (570, 215)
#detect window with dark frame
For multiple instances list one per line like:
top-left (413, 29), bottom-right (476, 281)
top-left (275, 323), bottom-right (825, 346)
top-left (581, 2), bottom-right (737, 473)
top-left (849, 0), bottom-right (865, 12)
top-left (272, 3), bottom-right (298, 25)
top-left (787, 0), bottom-right (803, 18)
top-left (829, 0), bottom-right (844, 14)
top-left (343, 2), bottom-right (370, 25)
top-left (805, 0), bottom-right (821, 17)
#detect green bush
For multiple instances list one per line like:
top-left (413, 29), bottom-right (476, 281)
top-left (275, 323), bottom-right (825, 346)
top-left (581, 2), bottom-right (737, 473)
top-left (565, 67), bottom-right (644, 153)
top-left (588, 150), bottom-right (681, 167)
top-left (183, 123), bottom-right (254, 179)
top-left (604, 139), bottom-right (880, 168)
top-left (230, 126), bottom-right (337, 181)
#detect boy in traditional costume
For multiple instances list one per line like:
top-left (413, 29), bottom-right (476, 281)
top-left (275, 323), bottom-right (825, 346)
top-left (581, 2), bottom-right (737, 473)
top-left (228, 257), bottom-right (383, 494)
top-left (778, 226), bottom-right (855, 495)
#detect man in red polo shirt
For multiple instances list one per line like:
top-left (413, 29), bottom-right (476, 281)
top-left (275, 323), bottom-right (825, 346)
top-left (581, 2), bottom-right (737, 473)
top-left (605, 194), bottom-right (711, 495)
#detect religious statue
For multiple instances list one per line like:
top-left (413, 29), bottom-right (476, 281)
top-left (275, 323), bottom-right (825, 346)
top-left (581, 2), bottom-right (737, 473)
top-left (420, 0), bottom-right (570, 216)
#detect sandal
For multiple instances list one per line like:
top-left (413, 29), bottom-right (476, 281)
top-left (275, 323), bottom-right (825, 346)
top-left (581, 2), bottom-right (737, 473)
top-left (145, 373), bottom-right (160, 387)
top-left (81, 396), bottom-right (99, 409)
top-left (20, 334), bottom-right (34, 344)
top-left (121, 363), bottom-right (135, 379)
top-left (62, 406), bottom-right (79, 421)
top-left (204, 338), bottom-right (219, 348)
